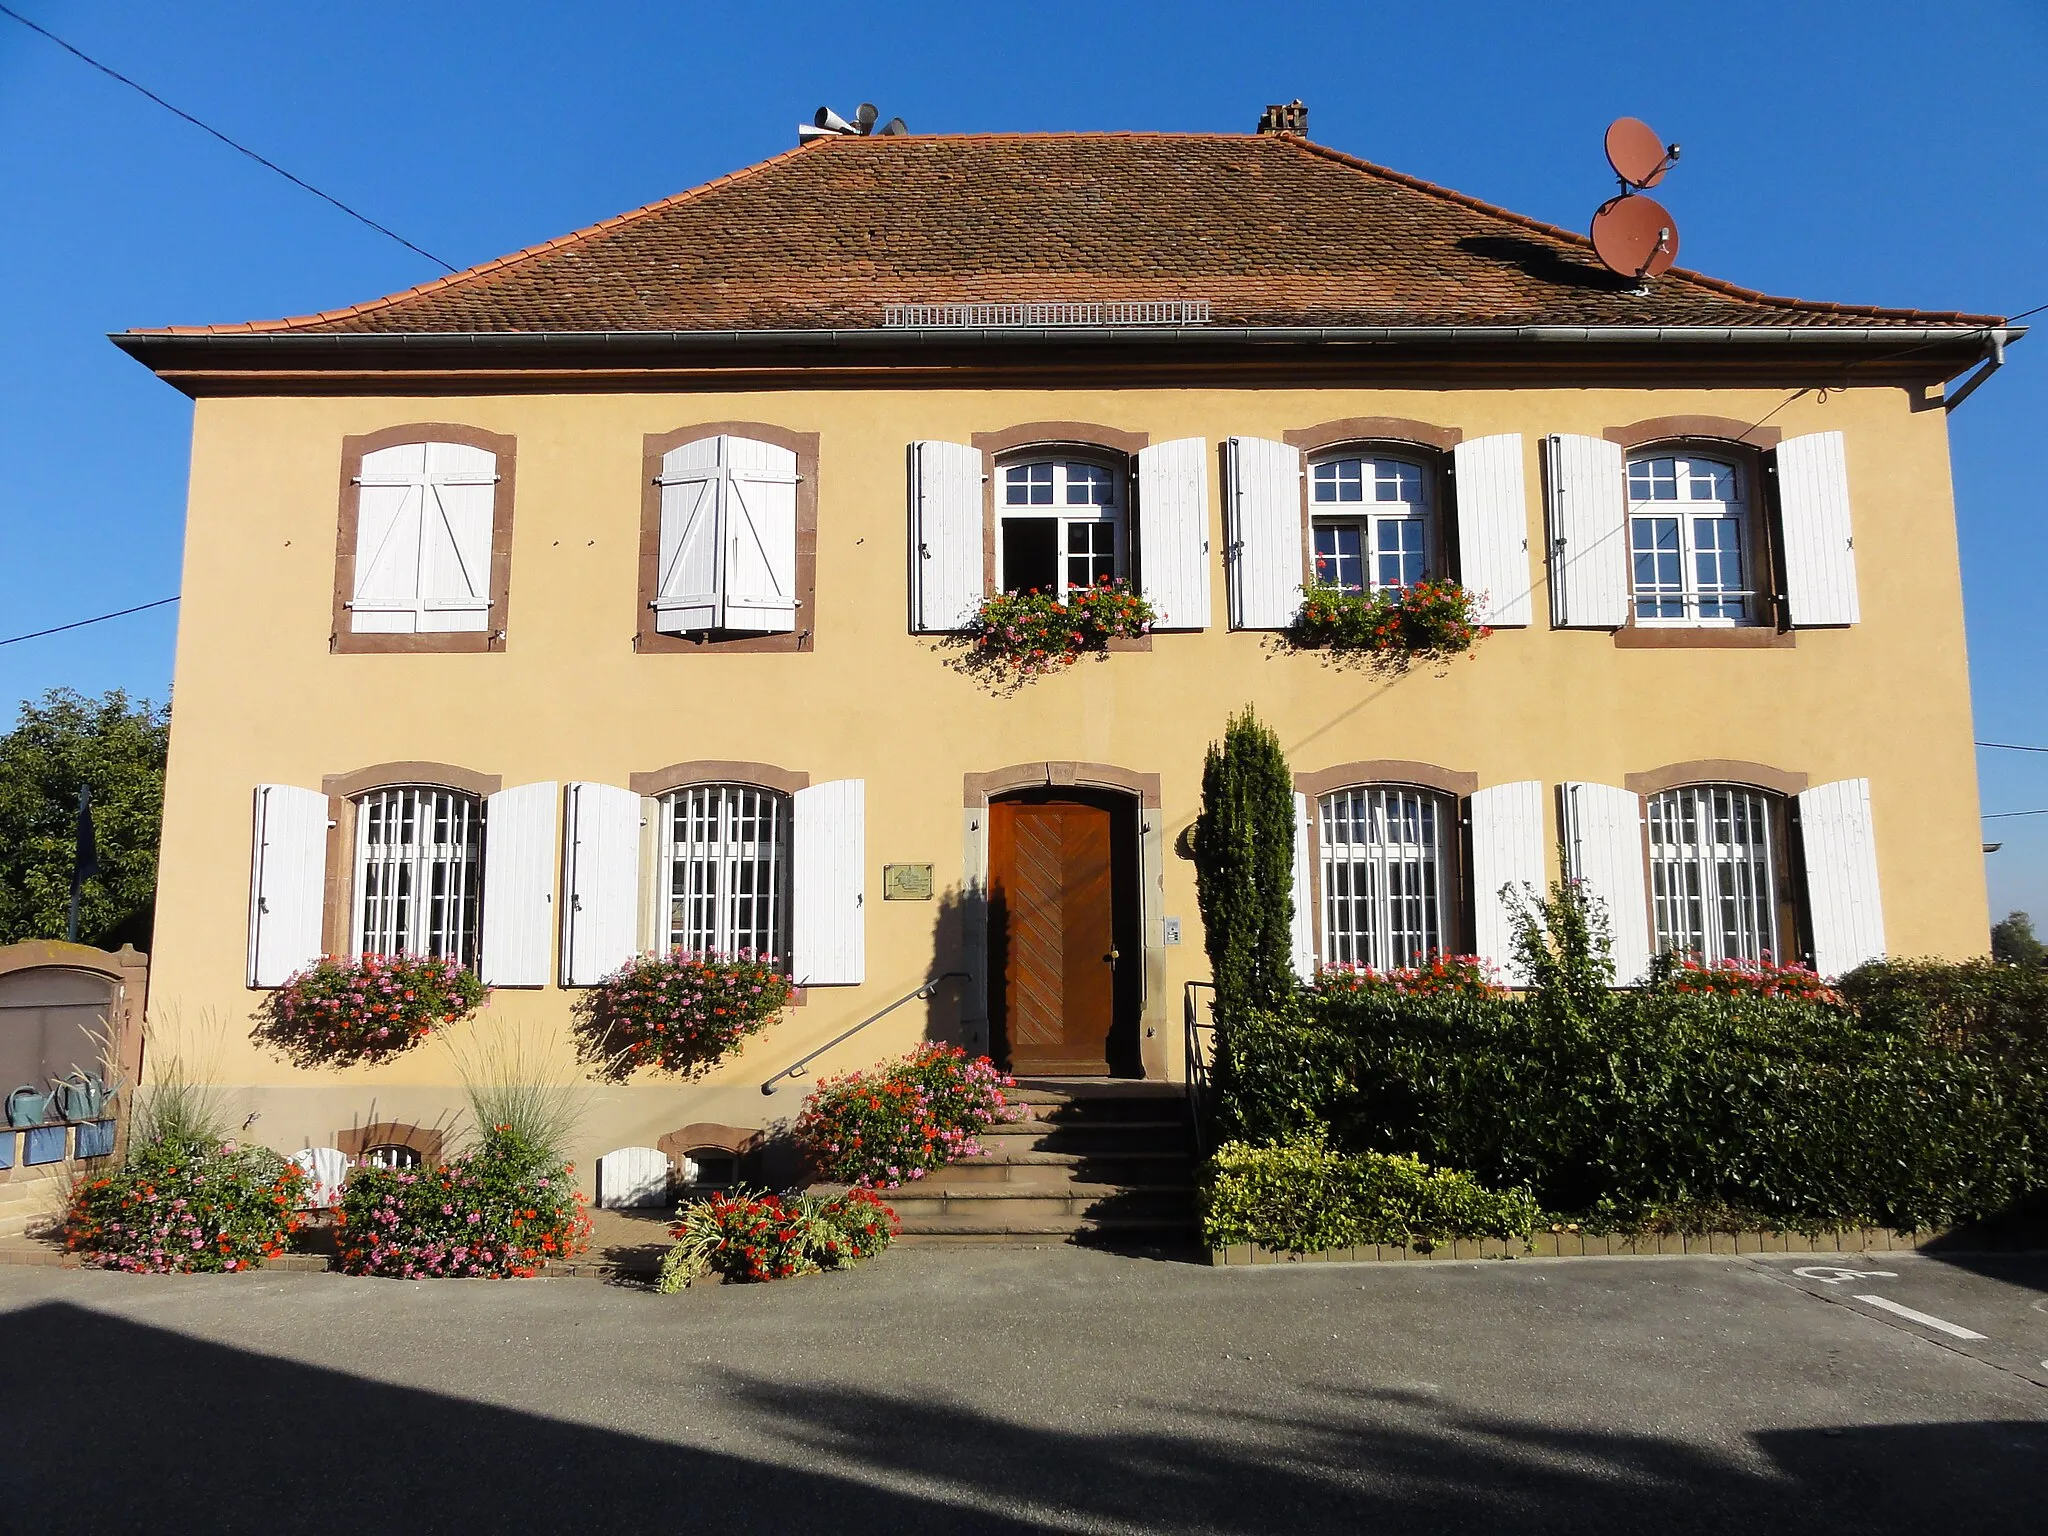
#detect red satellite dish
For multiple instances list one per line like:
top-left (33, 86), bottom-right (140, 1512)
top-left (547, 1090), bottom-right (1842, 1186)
top-left (1605, 117), bottom-right (1678, 189)
top-left (1590, 193), bottom-right (1679, 279)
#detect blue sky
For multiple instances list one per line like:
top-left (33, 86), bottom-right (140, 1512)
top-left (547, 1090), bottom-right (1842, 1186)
top-left (3, 0), bottom-right (2045, 929)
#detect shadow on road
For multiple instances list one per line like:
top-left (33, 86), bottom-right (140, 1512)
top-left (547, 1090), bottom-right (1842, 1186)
top-left (2, 1300), bottom-right (2039, 1533)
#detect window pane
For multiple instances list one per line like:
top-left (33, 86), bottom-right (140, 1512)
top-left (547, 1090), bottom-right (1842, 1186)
top-left (1004, 462), bottom-right (1053, 506)
top-left (354, 785), bottom-right (481, 966)
top-left (1375, 516), bottom-right (1426, 590)
top-left (666, 785), bottom-right (790, 966)
top-left (1312, 459), bottom-right (1365, 504)
top-left (1647, 784), bottom-right (1778, 964)
top-left (1319, 787), bottom-right (1449, 969)
top-left (1313, 523), bottom-right (1364, 593)
top-left (1001, 517), bottom-right (1060, 594)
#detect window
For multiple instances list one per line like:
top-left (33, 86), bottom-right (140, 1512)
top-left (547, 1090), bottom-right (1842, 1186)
top-left (347, 440), bottom-right (500, 635)
top-left (1627, 453), bottom-right (1755, 625)
top-left (1646, 784), bottom-right (1781, 963)
top-left (1318, 786), bottom-right (1453, 968)
top-left (660, 784), bottom-right (792, 963)
top-left (650, 434), bottom-right (800, 636)
top-left (998, 456), bottom-right (1125, 595)
top-left (360, 1144), bottom-right (423, 1170)
top-left (353, 786), bottom-right (483, 964)
top-left (1310, 453), bottom-right (1431, 595)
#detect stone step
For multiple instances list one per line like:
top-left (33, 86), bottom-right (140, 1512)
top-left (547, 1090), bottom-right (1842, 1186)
top-left (882, 1185), bottom-right (1196, 1226)
top-left (981, 1118), bottom-right (1190, 1148)
top-left (920, 1150), bottom-right (1194, 1188)
top-left (894, 1216), bottom-right (1195, 1246)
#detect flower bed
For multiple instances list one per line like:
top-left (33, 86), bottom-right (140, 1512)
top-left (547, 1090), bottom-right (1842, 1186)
top-left (1287, 580), bottom-right (1490, 668)
top-left (1315, 956), bottom-right (1504, 1001)
top-left (1656, 954), bottom-right (1842, 1006)
top-left (955, 579), bottom-right (1155, 683)
top-left (655, 1187), bottom-right (899, 1291)
top-left (253, 953), bottom-right (485, 1068)
top-left (796, 1043), bottom-right (1022, 1188)
top-left (65, 1137), bottom-right (307, 1273)
top-left (335, 1126), bottom-right (590, 1279)
top-left (572, 950), bottom-right (792, 1081)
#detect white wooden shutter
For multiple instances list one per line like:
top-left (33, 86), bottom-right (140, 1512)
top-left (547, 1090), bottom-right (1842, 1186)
top-left (910, 440), bottom-right (985, 632)
top-left (1544, 434), bottom-right (1629, 628)
top-left (1776, 431), bottom-right (1860, 626)
top-left (416, 442), bottom-right (495, 632)
top-left (654, 437), bottom-right (725, 633)
top-left (793, 778), bottom-right (865, 985)
top-left (561, 782), bottom-right (642, 985)
top-left (721, 436), bottom-right (800, 634)
top-left (350, 444), bottom-right (426, 633)
top-left (1453, 434), bottom-right (1533, 627)
top-left (248, 784), bottom-right (328, 987)
top-left (1559, 782), bottom-right (1651, 984)
top-left (596, 1147), bottom-right (671, 1209)
top-left (1798, 777), bottom-right (1885, 976)
top-left (480, 781), bottom-right (557, 987)
top-left (1137, 437), bottom-right (1212, 630)
top-left (1224, 436), bottom-right (1304, 630)
top-left (1290, 791), bottom-right (1316, 980)
top-left (1468, 781), bottom-right (1546, 984)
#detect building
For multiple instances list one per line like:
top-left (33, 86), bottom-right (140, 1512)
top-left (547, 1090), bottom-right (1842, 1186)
top-left (114, 115), bottom-right (2010, 1182)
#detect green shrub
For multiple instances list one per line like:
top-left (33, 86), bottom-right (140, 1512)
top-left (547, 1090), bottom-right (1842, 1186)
top-left (1838, 956), bottom-right (2048, 1053)
top-left (1201, 1137), bottom-right (1540, 1253)
top-left (66, 1135), bottom-right (306, 1273)
top-left (1192, 707), bottom-right (1297, 1019)
top-left (655, 1187), bottom-right (899, 1291)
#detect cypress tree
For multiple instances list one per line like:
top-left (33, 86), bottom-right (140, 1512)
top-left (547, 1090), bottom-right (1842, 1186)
top-left (1191, 707), bottom-right (1297, 1014)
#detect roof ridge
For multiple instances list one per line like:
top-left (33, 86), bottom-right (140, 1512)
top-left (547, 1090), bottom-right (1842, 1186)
top-left (130, 141), bottom-right (820, 337)
top-left (1272, 133), bottom-right (1999, 326)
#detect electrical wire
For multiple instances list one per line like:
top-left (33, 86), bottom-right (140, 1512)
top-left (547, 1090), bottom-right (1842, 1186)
top-left (0, 596), bottom-right (179, 647)
top-left (1983, 808), bottom-right (2048, 819)
top-left (0, 3), bottom-right (455, 273)
top-left (1978, 741), bottom-right (2048, 754)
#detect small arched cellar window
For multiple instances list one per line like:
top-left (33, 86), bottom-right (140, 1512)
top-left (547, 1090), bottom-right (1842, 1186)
top-left (360, 1144), bottom-right (423, 1171)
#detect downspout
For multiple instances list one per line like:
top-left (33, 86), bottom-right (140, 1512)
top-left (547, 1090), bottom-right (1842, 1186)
top-left (1942, 328), bottom-right (2010, 413)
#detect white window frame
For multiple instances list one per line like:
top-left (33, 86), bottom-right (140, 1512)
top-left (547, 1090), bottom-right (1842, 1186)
top-left (1308, 451), bottom-right (1434, 596)
top-left (351, 785), bottom-right (484, 965)
top-left (658, 783), bottom-right (793, 965)
top-left (1316, 785), bottom-right (1455, 970)
top-left (995, 454), bottom-right (1127, 596)
top-left (1646, 783), bottom-right (1783, 964)
top-left (1625, 451), bottom-right (1759, 628)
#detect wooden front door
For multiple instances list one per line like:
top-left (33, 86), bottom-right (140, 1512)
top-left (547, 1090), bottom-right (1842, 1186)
top-left (989, 798), bottom-right (1118, 1075)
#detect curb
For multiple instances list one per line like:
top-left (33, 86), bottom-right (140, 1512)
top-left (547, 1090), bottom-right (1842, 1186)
top-left (1206, 1227), bottom-right (2048, 1265)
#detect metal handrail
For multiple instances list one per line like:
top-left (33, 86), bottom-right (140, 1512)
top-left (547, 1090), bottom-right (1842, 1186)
top-left (1183, 979), bottom-right (1218, 1158)
top-left (759, 972), bottom-right (972, 1095)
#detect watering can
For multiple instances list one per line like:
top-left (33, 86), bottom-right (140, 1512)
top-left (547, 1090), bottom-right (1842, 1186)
top-left (6, 1086), bottom-right (52, 1129)
top-left (54, 1070), bottom-right (118, 1123)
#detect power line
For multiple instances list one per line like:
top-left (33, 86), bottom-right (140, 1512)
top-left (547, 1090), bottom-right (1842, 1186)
top-left (1977, 741), bottom-right (2048, 754)
top-left (0, 596), bottom-right (179, 647)
top-left (1984, 808), bottom-right (2048, 819)
top-left (0, 3), bottom-right (455, 273)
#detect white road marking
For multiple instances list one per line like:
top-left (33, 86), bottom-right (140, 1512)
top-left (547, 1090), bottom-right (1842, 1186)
top-left (1852, 1294), bottom-right (1987, 1340)
top-left (1793, 1266), bottom-right (1898, 1285)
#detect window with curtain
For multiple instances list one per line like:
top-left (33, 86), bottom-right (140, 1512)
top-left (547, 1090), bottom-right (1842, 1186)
top-left (352, 786), bottom-right (483, 964)
top-left (1317, 785), bottom-right (1453, 969)
top-left (1627, 452), bottom-right (1757, 625)
top-left (1646, 783), bottom-right (1782, 963)
top-left (660, 784), bottom-right (792, 964)
top-left (1309, 453), bottom-right (1433, 596)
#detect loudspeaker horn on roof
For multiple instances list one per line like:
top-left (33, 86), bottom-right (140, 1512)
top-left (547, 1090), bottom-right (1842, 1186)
top-left (876, 117), bottom-right (910, 136)
top-left (854, 103), bottom-right (879, 131)
top-left (814, 106), bottom-right (856, 134)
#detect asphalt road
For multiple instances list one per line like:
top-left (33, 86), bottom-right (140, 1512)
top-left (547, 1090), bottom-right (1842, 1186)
top-left (2, 1247), bottom-right (2042, 1534)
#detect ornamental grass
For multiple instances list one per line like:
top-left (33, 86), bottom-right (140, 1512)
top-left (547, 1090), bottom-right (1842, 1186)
top-left (253, 953), bottom-right (485, 1068)
top-left (950, 578), bottom-right (1155, 686)
top-left (571, 949), bottom-right (792, 1082)
top-left (65, 1136), bottom-right (308, 1274)
top-left (1286, 579), bottom-right (1491, 670)
top-left (796, 1043), bottom-right (1023, 1188)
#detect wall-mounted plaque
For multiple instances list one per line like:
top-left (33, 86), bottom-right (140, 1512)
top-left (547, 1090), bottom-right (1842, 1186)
top-left (883, 863), bottom-right (935, 901)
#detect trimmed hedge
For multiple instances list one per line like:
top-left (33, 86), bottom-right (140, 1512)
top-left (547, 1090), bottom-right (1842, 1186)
top-left (1216, 972), bottom-right (2048, 1234)
top-left (1202, 1137), bottom-right (1540, 1253)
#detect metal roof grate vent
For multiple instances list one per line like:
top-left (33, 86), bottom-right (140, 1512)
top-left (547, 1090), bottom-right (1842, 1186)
top-left (883, 300), bottom-right (1212, 329)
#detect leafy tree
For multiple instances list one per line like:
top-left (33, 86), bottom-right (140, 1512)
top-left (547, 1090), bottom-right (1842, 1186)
top-left (1991, 911), bottom-right (2047, 969)
top-left (0, 689), bottom-right (168, 947)
top-left (1191, 707), bottom-right (1297, 1015)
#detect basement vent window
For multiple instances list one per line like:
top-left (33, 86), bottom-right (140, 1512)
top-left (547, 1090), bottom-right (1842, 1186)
top-left (883, 300), bottom-right (1211, 329)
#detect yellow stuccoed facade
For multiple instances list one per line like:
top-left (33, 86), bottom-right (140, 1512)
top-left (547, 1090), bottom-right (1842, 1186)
top-left (148, 381), bottom-right (1984, 1178)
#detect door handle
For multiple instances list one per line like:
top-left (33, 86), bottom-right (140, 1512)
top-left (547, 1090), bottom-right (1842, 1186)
top-left (1104, 948), bottom-right (1120, 963)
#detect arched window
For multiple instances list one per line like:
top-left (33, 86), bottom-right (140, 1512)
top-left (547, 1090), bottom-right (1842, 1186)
top-left (1318, 786), bottom-right (1453, 968)
top-left (1309, 451), bottom-right (1433, 595)
top-left (1646, 784), bottom-right (1783, 963)
top-left (352, 785), bottom-right (483, 964)
top-left (1626, 452), bottom-right (1756, 625)
top-left (997, 454), bottom-right (1126, 595)
top-left (660, 784), bottom-right (792, 963)
top-left (360, 1144), bottom-right (423, 1171)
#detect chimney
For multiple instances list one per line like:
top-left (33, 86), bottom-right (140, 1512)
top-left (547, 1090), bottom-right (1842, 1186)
top-left (1256, 100), bottom-right (1308, 136)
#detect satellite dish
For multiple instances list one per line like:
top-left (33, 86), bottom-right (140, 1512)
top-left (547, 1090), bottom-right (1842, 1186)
top-left (1605, 117), bottom-right (1679, 190)
top-left (854, 102), bottom-right (879, 132)
top-left (1590, 193), bottom-right (1679, 279)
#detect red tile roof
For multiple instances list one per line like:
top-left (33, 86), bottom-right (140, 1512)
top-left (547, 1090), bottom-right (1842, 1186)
top-left (129, 133), bottom-right (2002, 336)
